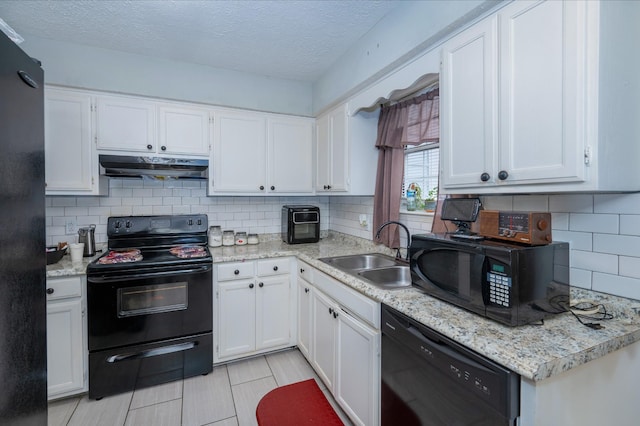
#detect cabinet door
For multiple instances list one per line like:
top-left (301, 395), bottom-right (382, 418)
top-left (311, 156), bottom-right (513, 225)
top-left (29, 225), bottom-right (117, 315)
top-left (217, 279), bottom-right (256, 359)
top-left (47, 299), bottom-right (84, 398)
top-left (44, 88), bottom-right (95, 193)
top-left (336, 309), bottom-right (380, 426)
top-left (311, 290), bottom-right (336, 391)
top-left (159, 104), bottom-right (211, 156)
top-left (296, 279), bottom-right (312, 360)
top-left (316, 105), bottom-right (349, 192)
top-left (329, 105), bottom-right (349, 192)
top-left (268, 117), bottom-right (313, 193)
top-left (212, 111), bottom-right (267, 193)
top-left (498, 0), bottom-right (584, 184)
top-left (315, 114), bottom-right (331, 191)
top-left (255, 275), bottom-right (291, 350)
top-left (440, 15), bottom-right (498, 188)
top-left (96, 95), bottom-right (156, 153)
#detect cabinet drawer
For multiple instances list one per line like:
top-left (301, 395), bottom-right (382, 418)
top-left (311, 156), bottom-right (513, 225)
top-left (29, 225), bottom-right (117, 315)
top-left (297, 261), bottom-right (314, 283)
top-left (314, 270), bottom-right (380, 329)
top-left (46, 276), bottom-right (82, 301)
top-left (256, 258), bottom-right (290, 277)
top-left (217, 262), bottom-right (254, 281)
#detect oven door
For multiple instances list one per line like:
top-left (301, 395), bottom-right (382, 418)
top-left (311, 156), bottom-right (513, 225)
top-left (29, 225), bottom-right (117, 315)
top-left (87, 264), bottom-right (212, 351)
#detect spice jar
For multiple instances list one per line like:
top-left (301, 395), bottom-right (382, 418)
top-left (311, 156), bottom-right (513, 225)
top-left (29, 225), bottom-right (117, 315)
top-left (222, 230), bottom-right (235, 246)
top-left (235, 231), bottom-right (248, 245)
top-left (248, 234), bottom-right (259, 245)
top-left (208, 226), bottom-right (222, 247)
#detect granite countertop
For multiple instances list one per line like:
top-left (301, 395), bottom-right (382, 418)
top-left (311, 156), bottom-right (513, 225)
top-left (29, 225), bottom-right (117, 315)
top-left (47, 233), bottom-right (640, 382)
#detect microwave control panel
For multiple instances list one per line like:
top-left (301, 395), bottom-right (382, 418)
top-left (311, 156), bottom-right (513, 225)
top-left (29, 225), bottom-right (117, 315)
top-left (486, 262), bottom-right (511, 307)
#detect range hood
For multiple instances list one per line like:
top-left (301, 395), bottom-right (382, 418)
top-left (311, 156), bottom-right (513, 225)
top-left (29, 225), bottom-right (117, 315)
top-left (99, 155), bottom-right (208, 180)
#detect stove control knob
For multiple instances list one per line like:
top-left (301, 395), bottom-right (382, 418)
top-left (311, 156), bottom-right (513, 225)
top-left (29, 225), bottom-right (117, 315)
top-left (234, 270), bottom-right (240, 275)
top-left (197, 219), bottom-right (202, 226)
top-left (46, 288), bottom-right (54, 295)
top-left (273, 266), bottom-right (278, 272)
top-left (125, 221), bottom-right (132, 229)
top-left (249, 283), bottom-right (254, 289)
top-left (114, 221), bottom-right (121, 229)
top-left (188, 219), bottom-right (193, 226)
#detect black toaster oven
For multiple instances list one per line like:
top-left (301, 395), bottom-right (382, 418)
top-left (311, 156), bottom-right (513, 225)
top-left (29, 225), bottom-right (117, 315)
top-left (281, 205), bottom-right (320, 244)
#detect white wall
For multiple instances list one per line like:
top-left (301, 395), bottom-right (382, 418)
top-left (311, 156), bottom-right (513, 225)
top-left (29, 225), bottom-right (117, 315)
top-left (46, 179), bottom-right (329, 246)
top-left (312, 0), bottom-right (501, 113)
top-left (20, 36), bottom-right (313, 116)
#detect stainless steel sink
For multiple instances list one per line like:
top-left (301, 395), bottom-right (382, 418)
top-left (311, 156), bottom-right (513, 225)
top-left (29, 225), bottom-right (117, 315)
top-left (319, 253), bottom-right (412, 290)
top-left (320, 253), bottom-right (399, 271)
top-left (357, 266), bottom-right (412, 290)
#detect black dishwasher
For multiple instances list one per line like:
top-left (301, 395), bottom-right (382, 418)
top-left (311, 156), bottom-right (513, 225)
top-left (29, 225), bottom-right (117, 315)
top-left (381, 304), bottom-right (520, 425)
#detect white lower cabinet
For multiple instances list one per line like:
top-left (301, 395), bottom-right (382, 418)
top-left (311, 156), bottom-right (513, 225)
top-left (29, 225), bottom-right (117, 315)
top-left (296, 263), bottom-right (313, 359)
top-left (301, 263), bottom-right (381, 426)
top-left (46, 276), bottom-right (87, 400)
top-left (214, 258), bottom-right (294, 363)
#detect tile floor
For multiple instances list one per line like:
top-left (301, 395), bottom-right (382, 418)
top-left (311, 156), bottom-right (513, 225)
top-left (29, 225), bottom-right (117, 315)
top-left (47, 348), bottom-right (352, 426)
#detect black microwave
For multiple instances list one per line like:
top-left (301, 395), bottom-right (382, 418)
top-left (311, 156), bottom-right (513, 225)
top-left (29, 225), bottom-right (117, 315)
top-left (281, 205), bottom-right (320, 244)
top-left (409, 234), bottom-right (570, 326)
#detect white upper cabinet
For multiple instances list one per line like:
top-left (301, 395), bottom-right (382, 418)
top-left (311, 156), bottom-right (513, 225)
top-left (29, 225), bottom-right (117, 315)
top-left (44, 87), bottom-right (107, 195)
top-left (96, 94), bottom-right (210, 157)
top-left (158, 103), bottom-right (211, 156)
top-left (440, 15), bottom-right (498, 189)
top-left (315, 103), bottom-right (378, 195)
top-left (316, 104), bottom-right (349, 192)
top-left (211, 110), bottom-right (267, 193)
top-left (211, 109), bottom-right (313, 195)
top-left (440, 0), bottom-right (640, 194)
top-left (95, 95), bottom-right (157, 153)
top-left (268, 116), bottom-right (314, 193)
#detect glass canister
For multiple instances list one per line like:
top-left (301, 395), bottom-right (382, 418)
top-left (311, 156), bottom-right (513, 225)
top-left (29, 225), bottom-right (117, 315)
top-left (406, 190), bottom-right (417, 211)
top-left (222, 230), bottom-right (235, 246)
top-left (208, 226), bottom-right (222, 247)
top-left (235, 232), bottom-right (248, 245)
top-left (248, 234), bottom-right (259, 245)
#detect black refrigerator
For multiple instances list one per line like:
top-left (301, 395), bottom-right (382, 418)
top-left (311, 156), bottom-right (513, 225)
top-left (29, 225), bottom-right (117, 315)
top-left (0, 30), bottom-right (47, 424)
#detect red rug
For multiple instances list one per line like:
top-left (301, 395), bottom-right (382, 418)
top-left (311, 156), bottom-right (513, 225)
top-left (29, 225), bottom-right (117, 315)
top-left (256, 379), bottom-right (344, 425)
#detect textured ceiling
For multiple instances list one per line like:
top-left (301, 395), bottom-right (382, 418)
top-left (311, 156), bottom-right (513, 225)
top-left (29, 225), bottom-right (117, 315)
top-left (0, 0), bottom-right (403, 82)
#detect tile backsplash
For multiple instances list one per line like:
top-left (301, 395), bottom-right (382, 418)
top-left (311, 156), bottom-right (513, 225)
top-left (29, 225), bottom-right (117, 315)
top-left (46, 179), bottom-right (640, 301)
top-left (46, 179), bottom-right (329, 245)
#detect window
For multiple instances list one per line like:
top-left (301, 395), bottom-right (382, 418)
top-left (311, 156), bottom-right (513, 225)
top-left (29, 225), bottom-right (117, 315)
top-left (403, 142), bottom-right (439, 200)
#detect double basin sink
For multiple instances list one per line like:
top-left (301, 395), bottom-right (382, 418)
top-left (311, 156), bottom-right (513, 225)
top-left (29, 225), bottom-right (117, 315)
top-left (319, 253), bottom-right (412, 291)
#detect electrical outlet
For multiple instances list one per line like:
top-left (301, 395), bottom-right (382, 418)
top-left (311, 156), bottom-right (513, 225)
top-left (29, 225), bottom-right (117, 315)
top-left (65, 220), bottom-right (77, 235)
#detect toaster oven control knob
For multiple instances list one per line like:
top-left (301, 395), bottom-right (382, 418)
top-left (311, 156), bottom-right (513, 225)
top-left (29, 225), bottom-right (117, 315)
top-left (234, 269), bottom-right (240, 275)
top-left (146, 144), bottom-right (153, 150)
top-left (498, 170), bottom-right (509, 180)
top-left (480, 173), bottom-right (490, 182)
top-left (537, 219), bottom-right (548, 231)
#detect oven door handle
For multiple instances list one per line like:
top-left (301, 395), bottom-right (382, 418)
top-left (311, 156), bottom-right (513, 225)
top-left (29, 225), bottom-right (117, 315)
top-left (106, 341), bottom-right (197, 363)
top-left (89, 265), bottom-right (212, 282)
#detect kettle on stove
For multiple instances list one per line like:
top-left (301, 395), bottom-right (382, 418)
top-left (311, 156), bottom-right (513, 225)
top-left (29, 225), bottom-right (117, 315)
top-left (78, 224), bottom-right (96, 257)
